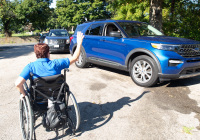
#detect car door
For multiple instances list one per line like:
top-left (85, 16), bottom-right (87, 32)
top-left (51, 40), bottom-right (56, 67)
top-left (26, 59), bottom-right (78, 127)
top-left (96, 23), bottom-right (127, 65)
top-left (83, 23), bottom-right (104, 58)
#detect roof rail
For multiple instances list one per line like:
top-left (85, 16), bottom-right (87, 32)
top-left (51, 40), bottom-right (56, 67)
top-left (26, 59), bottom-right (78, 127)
top-left (83, 19), bottom-right (113, 23)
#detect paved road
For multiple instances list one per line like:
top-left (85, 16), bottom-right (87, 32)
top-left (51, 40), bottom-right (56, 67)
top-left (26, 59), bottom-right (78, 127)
top-left (0, 44), bottom-right (200, 140)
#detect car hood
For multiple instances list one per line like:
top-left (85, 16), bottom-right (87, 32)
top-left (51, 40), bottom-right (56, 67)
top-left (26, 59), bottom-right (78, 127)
top-left (134, 36), bottom-right (200, 44)
top-left (46, 36), bottom-right (69, 40)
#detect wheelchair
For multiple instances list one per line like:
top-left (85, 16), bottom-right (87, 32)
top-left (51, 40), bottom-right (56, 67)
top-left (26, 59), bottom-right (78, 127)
top-left (19, 68), bottom-right (80, 140)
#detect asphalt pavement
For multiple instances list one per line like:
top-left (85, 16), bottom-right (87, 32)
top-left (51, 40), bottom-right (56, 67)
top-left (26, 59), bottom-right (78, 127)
top-left (0, 44), bottom-right (200, 140)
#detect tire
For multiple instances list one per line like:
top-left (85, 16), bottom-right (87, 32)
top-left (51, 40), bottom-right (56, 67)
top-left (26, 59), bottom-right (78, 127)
top-left (130, 55), bottom-right (158, 87)
top-left (65, 91), bottom-right (81, 131)
top-left (19, 96), bottom-right (34, 140)
top-left (75, 48), bottom-right (89, 68)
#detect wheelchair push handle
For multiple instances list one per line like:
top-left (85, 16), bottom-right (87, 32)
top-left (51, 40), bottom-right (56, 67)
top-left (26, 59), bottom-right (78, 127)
top-left (64, 68), bottom-right (69, 81)
top-left (64, 68), bottom-right (69, 73)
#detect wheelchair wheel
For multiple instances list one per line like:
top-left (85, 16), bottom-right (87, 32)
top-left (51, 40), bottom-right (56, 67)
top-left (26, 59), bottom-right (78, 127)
top-left (65, 92), bottom-right (80, 131)
top-left (19, 96), bottom-right (34, 140)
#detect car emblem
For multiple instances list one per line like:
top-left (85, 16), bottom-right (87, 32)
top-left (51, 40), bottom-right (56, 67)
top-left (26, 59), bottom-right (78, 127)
top-left (55, 40), bottom-right (58, 44)
top-left (193, 47), bottom-right (200, 52)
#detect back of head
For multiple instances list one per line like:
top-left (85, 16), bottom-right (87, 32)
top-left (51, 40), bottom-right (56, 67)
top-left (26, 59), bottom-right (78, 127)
top-left (34, 43), bottom-right (49, 58)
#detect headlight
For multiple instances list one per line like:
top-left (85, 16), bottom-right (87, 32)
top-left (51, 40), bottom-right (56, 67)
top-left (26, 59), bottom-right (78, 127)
top-left (44, 38), bottom-right (48, 44)
top-left (66, 39), bottom-right (70, 44)
top-left (151, 43), bottom-right (180, 51)
top-left (49, 40), bottom-right (53, 44)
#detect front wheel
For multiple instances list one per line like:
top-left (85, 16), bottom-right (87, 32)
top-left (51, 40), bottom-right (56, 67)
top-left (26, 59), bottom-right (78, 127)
top-left (130, 55), bottom-right (158, 87)
top-left (75, 48), bottom-right (89, 68)
top-left (65, 92), bottom-right (81, 132)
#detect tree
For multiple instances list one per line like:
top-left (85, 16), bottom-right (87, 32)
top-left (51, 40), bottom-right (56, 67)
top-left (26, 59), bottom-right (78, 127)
top-left (162, 0), bottom-right (200, 41)
top-left (16, 0), bottom-right (52, 31)
top-left (149, 0), bottom-right (163, 31)
top-left (0, 0), bottom-right (19, 37)
top-left (56, 0), bottom-right (110, 29)
top-left (108, 0), bottom-right (149, 22)
top-left (46, 9), bottom-right (61, 30)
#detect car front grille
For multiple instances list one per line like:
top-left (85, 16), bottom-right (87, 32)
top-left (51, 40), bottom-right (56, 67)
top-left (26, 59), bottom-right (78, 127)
top-left (49, 39), bottom-right (65, 45)
top-left (177, 44), bottom-right (200, 57)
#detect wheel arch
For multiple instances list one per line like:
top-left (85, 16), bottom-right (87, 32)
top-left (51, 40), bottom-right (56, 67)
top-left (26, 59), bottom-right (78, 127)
top-left (125, 48), bottom-right (161, 73)
top-left (72, 43), bottom-right (77, 54)
top-left (72, 44), bottom-right (87, 56)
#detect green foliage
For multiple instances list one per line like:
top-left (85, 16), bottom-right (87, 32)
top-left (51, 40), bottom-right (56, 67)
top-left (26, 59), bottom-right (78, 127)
top-left (107, 0), bottom-right (149, 22)
top-left (107, 0), bottom-right (200, 41)
top-left (0, 0), bottom-right (200, 41)
top-left (162, 0), bottom-right (200, 41)
top-left (16, 0), bottom-right (52, 31)
top-left (56, 0), bottom-right (110, 29)
top-left (46, 9), bottom-right (61, 30)
top-left (0, 0), bottom-right (21, 37)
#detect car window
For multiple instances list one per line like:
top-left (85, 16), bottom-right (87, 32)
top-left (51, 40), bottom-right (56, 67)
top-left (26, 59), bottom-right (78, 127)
top-left (74, 25), bottom-right (87, 35)
top-left (105, 24), bottom-right (121, 36)
top-left (118, 22), bottom-right (163, 37)
top-left (49, 30), bottom-right (68, 37)
top-left (43, 33), bottom-right (49, 36)
top-left (87, 23), bottom-right (104, 36)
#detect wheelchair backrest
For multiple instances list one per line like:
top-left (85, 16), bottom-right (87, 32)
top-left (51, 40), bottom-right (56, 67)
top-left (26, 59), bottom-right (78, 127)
top-left (33, 74), bottom-right (65, 99)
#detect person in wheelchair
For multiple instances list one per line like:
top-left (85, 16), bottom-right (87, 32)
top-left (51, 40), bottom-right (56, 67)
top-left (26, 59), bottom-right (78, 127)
top-left (15, 32), bottom-right (84, 98)
top-left (15, 32), bottom-right (83, 139)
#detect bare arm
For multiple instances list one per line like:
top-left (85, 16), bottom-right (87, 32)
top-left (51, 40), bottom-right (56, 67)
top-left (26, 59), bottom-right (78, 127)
top-left (15, 77), bottom-right (26, 98)
top-left (69, 32), bottom-right (84, 65)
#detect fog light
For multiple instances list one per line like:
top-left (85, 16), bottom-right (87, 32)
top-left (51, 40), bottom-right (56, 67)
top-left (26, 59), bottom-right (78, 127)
top-left (169, 59), bottom-right (183, 66)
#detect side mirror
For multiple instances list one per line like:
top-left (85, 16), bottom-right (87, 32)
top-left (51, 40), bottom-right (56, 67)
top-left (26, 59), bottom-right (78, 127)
top-left (109, 31), bottom-right (122, 38)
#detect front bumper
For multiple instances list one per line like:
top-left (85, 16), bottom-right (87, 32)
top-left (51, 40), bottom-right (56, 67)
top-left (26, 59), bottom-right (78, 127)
top-left (158, 65), bottom-right (200, 81)
top-left (49, 44), bottom-right (70, 52)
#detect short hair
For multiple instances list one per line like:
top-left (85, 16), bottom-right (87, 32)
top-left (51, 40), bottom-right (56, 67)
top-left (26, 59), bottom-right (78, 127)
top-left (34, 43), bottom-right (49, 58)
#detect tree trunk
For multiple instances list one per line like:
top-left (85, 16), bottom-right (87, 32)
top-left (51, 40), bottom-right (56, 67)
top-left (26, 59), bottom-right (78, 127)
top-left (149, 0), bottom-right (163, 32)
top-left (3, 21), bottom-right (12, 37)
top-left (170, 0), bottom-right (175, 21)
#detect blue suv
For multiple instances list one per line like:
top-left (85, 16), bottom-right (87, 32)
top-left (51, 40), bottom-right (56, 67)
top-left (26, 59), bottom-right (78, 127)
top-left (69, 20), bottom-right (200, 87)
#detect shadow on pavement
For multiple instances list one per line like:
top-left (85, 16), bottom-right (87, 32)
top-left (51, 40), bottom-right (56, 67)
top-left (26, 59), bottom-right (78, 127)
top-left (88, 64), bottom-right (130, 76)
top-left (0, 44), bottom-right (34, 59)
top-left (48, 91), bottom-right (149, 139)
top-left (76, 91), bottom-right (149, 136)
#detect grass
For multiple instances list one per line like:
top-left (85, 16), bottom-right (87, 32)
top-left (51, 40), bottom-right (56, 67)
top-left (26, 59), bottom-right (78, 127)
top-left (182, 126), bottom-right (195, 134)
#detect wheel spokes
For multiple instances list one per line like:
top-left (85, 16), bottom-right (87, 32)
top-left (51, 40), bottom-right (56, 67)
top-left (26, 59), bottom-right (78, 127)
top-left (133, 60), bottom-right (152, 83)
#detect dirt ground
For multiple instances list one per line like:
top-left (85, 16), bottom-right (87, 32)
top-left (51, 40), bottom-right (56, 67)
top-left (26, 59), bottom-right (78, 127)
top-left (0, 44), bottom-right (200, 140)
top-left (0, 36), bottom-right (39, 44)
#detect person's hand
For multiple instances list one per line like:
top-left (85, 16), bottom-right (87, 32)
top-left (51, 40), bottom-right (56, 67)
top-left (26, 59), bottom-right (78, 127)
top-left (20, 94), bottom-right (25, 100)
top-left (77, 32), bottom-right (84, 47)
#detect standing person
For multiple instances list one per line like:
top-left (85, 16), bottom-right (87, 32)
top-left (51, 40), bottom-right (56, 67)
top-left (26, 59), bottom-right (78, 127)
top-left (15, 32), bottom-right (84, 99)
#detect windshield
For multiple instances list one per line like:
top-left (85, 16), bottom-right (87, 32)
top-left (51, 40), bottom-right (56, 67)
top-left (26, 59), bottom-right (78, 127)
top-left (49, 30), bottom-right (68, 37)
top-left (118, 22), bottom-right (163, 37)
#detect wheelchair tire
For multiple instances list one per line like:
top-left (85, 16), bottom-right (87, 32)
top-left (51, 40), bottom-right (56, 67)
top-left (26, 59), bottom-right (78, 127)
top-left (65, 92), bottom-right (81, 131)
top-left (19, 96), bottom-right (34, 140)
